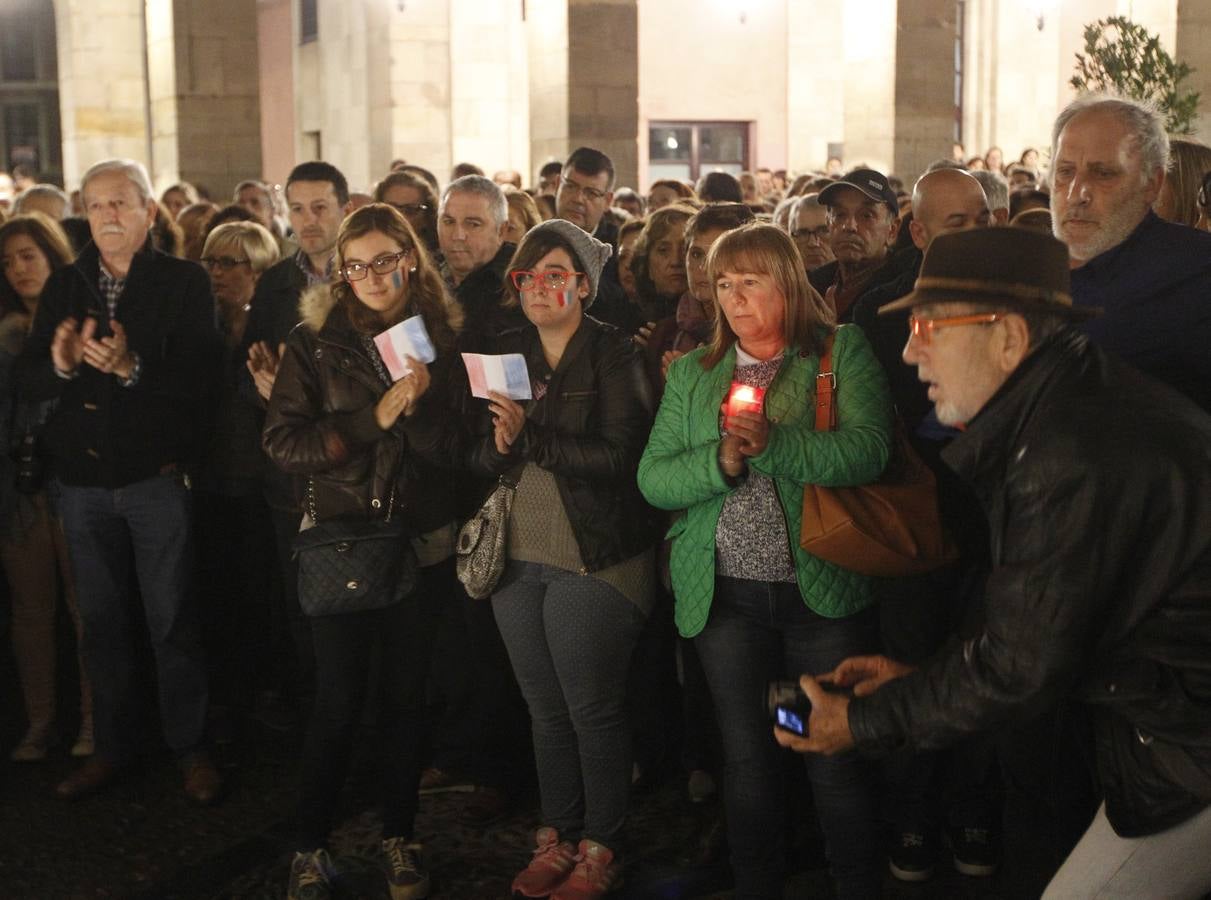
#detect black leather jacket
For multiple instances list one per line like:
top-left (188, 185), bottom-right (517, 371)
top-left (16, 242), bottom-right (221, 488)
top-left (436, 316), bottom-right (658, 572)
top-left (849, 330), bottom-right (1211, 837)
top-left (262, 287), bottom-right (459, 533)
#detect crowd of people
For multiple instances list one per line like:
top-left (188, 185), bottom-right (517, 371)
top-left (1, 91), bottom-right (1210, 900)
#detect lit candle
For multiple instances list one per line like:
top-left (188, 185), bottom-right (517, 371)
top-left (725, 381), bottom-right (765, 430)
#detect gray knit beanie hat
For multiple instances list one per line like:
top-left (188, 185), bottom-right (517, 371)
top-left (524, 218), bottom-right (613, 308)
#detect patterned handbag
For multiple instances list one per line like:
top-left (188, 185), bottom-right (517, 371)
top-left (456, 468), bottom-right (522, 600)
top-left (293, 479), bottom-right (415, 617)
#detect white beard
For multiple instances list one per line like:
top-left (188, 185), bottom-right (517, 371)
top-left (1053, 198), bottom-right (1149, 264)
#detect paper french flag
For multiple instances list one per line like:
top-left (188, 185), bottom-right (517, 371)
top-left (373, 315), bottom-right (437, 382)
top-left (461, 353), bottom-right (532, 401)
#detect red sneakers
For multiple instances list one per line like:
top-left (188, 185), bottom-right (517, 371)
top-left (550, 840), bottom-right (621, 900)
top-left (511, 827), bottom-right (577, 898)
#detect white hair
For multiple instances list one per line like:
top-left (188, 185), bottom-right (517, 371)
top-left (440, 175), bottom-right (508, 226)
top-left (1050, 94), bottom-right (1170, 188)
top-left (80, 158), bottom-right (154, 207)
top-left (970, 169), bottom-right (1010, 212)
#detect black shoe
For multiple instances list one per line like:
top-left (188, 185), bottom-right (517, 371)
top-left (888, 829), bottom-right (937, 883)
top-left (949, 823), bottom-right (998, 877)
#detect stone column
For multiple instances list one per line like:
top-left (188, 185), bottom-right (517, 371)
top-left (1176, 0), bottom-right (1211, 144)
top-left (841, 0), bottom-right (897, 174)
top-left (529, 0), bottom-right (638, 188)
top-left (894, 0), bottom-right (960, 182)
top-left (145, 0), bottom-right (262, 198)
top-left (257, 0), bottom-right (295, 187)
top-left (54, 0), bottom-right (149, 188)
top-left (787, 3), bottom-right (844, 174)
top-left (385, 0), bottom-right (453, 183)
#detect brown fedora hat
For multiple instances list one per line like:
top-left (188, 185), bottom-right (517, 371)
top-left (879, 227), bottom-right (1099, 320)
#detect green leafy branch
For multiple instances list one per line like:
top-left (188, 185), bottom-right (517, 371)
top-left (1070, 16), bottom-right (1200, 134)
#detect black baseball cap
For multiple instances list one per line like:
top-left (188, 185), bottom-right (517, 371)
top-left (818, 168), bottom-right (900, 217)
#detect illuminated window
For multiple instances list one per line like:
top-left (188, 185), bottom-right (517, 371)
top-left (649, 122), bottom-right (750, 183)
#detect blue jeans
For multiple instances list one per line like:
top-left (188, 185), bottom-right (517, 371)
top-left (56, 474), bottom-right (208, 764)
top-left (694, 576), bottom-right (881, 899)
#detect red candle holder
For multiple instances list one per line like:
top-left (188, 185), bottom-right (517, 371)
top-left (724, 382), bottom-right (765, 431)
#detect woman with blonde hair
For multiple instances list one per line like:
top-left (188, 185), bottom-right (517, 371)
top-left (639, 223), bottom-right (892, 898)
top-left (194, 222), bottom-right (281, 739)
top-left (159, 181), bottom-right (199, 220)
top-left (503, 188), bottom-right (543, 244)
top-left (1155, 137), bottom-right (1211, 227)
top-left (266, 203), bottom-right (460, 900)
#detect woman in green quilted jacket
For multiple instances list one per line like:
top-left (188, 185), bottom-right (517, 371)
top-left (638, 222), bottom-right (893, 899)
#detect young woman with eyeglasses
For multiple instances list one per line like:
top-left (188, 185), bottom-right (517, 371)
top-left (264, 203), bottom-right (462, 900)
top-left (459, 219), bottom-right (657, 899)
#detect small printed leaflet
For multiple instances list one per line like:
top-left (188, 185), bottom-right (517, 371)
top-left (373, 315), bottom-right (437, 381)
top-left (461, 353), bottom-right (532, 400)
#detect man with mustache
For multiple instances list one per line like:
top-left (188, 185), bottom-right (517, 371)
top-left (16, 158), bottom-right (224, 803)
top-left (1052, 95), bottom-right (1211, 414)
top-left (809, 168), bottom-right (915, 325)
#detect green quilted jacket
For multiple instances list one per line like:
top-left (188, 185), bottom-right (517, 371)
top-left (637, 324), bottom-right (893, 637)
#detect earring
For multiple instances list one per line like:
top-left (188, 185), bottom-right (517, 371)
top-left (410, 266), bottom-right (417, 273)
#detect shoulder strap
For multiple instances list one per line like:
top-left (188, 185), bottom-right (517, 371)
top-left (814, 332), bottom-right (837, 433)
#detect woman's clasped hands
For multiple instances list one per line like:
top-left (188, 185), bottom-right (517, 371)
top-left (718, 406), bottom-right (770, 478)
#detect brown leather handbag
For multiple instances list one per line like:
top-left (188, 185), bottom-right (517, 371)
top-left (799, 335), bottom-right (957, 577)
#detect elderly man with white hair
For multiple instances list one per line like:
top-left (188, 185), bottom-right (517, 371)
top-left (16, 158), bottom-right (223, 804)
top-left (1052, 94), bottom-right (1211, 414)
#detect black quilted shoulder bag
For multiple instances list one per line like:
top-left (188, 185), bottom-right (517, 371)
top-left (293, 478), bottom-right (416, 617)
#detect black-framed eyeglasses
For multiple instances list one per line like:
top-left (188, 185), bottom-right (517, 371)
top-left (510, 270), bottom-right (583, 291)
top-left (390, 202), bottom-right (430, 217)
top-left (201, 255), bottom-right (250, 272)
top-left (558, 177), bottom-right (607, 203)
top-left (341, 250), bottom-right (410, 282)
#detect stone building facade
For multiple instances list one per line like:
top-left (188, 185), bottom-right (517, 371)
top-left (4, 0), bottom-right (1211, 197)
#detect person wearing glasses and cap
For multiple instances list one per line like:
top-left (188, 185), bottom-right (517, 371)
top-left (265, 202), bottom-right (462, 900)
top-left (779, 226), bottom-right (1211, 900)
top-left (463, 218), bottom-right (656, 900)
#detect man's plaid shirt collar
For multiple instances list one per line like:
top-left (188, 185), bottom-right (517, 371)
top-left (294, 249), bottom-right (334, 287)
